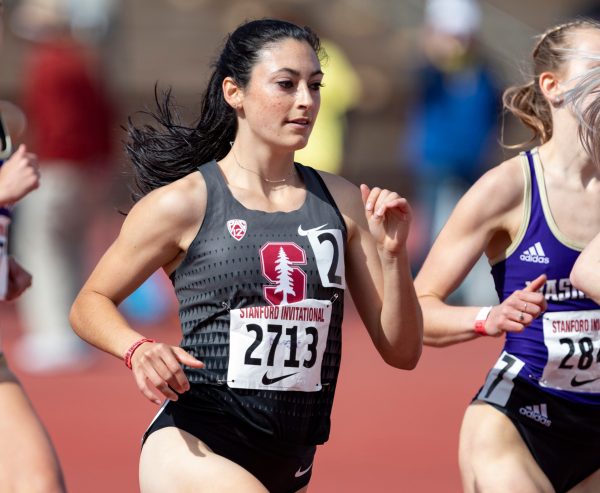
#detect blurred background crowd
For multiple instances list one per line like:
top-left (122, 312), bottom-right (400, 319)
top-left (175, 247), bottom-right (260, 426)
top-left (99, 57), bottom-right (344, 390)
top-left (0, 0), bottom-right (599, 358)
top-left (1, 0), bottom-right (599, 489)
top-left (2, 0), bottom-right (597, 374)
top-left (0, 0), bottom-right (597, 358)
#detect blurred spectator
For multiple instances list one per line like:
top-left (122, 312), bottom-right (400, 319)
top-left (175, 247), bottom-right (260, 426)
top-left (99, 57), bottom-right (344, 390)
top-left (11, 0), bottom-right (115, 373)
top-left (295, 38), bottom-right (361, 174)
top-left (401, 0), bottom-right (500, 303)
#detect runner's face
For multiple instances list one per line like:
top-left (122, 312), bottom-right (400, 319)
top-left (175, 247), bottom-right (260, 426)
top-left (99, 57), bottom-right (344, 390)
top-left (562, 29), bottom-right (600, 163)
top-left (239, 38), bottom-right (323, 151)
top-left (560, 29), bottom-right (600, 109)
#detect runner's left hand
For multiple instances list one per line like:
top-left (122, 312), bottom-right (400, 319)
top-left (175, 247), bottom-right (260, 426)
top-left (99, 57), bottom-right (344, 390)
top-left (360, 184), bottom-right (412, 255)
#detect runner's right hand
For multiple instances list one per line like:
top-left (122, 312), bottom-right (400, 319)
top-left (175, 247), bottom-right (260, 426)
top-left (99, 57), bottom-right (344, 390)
top-left (484, 274), bottom-right (547, 337)
top-left (130, 342), bottom-right (205, 404)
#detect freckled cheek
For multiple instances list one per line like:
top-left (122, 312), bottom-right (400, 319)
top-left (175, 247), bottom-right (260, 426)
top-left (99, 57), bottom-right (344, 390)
top-left (262, 101), bottom-right (290, 123)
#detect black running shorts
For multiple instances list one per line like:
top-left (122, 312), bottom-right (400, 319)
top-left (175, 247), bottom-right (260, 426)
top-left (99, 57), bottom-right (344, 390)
top-left (143, 398), bottom-right (316, 493)
top-left (475, 353), bottom-right (600, 492)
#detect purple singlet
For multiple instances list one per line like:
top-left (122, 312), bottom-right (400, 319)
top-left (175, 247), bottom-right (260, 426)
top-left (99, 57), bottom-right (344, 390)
top-left (491, 148), bottom-right (600, 405)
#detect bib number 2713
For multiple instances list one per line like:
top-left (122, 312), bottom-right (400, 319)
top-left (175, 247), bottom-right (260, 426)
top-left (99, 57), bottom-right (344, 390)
top-left (227, 299), bottom-right (332, 392)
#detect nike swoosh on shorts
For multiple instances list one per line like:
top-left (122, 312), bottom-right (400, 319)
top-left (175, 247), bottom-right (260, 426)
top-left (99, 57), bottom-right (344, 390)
top-left (294, 463), bottom-right (313, 478)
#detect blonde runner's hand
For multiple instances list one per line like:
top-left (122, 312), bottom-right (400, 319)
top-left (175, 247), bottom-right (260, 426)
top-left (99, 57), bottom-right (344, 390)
top-left (0, 145), bottom-right (40, 205)
top-left (484, 274), bottom-right (547, 337)
top-left (130, 342), bottom-right (205, 404)
top-left (360, 184), bottom-right (412, 256)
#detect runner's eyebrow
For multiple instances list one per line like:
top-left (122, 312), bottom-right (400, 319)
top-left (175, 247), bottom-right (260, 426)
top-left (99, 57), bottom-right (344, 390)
top-left (273, 68), bottom-right (324, 77)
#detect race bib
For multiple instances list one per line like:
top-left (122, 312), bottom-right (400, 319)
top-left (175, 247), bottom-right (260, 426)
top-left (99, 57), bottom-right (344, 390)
top-left (477, 351), bottom-right (524, 406)
top-left (298, 225), bottom-right (346, 289)
top-left (227, 299), bottom-right (332, 392)
top-left (540, 310), bottom-right (600, 393)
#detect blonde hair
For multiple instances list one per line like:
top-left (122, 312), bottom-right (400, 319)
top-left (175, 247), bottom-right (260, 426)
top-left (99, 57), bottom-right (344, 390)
top-left (503, 19), bottom-right (600, 148)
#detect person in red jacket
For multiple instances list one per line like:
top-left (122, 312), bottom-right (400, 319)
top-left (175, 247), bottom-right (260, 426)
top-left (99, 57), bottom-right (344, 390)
top-left (11, 0), bottom-right (114, 373)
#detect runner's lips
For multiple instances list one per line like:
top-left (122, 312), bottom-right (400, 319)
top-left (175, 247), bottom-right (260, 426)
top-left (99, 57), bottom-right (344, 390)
top-left (287, 118), bottom-right (311, 125)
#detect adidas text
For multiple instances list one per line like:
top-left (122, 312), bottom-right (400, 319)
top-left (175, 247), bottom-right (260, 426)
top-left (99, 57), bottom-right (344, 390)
top-left (519, 253), bottom-right (550, 264)
top-left (519, 405), bottom-right (551, 427)
top-left (520, 242), bottom-right (549, 264)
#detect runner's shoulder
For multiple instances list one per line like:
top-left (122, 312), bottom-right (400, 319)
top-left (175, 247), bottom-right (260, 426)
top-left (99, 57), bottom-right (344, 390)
top-left (467, 154), bottom-right (526, 217)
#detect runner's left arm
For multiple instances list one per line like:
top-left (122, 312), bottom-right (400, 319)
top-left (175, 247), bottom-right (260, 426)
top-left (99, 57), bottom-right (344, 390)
top-left (414, 160), bottom-right (547, 347)
top-left (325, 174), bottom-right (422, 369)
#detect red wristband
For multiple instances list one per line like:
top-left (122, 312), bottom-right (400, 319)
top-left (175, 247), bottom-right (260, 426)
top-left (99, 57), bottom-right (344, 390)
top-left (124, 338), bottom-right (155, 369)
top-left (474, 306), bottom-right (493, 336)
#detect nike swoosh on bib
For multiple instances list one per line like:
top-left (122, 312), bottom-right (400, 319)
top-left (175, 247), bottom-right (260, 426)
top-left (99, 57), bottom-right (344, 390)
top-left (570, 376), bottom-right (600, 387)
top-left (261, 372), bottom-right (298, 385)
top-left (294, 463), bottom-right (313, 478)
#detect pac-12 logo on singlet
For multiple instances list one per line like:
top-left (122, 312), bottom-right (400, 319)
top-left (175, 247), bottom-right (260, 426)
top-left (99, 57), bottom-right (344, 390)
top-left (227, 219), bottom-right (247, 241)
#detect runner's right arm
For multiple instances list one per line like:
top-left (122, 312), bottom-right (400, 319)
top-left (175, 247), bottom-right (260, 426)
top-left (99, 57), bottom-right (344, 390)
top-left (69, 173), bottom-right (206, 403)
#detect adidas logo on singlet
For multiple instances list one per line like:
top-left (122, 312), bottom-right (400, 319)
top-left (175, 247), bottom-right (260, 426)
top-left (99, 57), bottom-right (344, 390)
top-left (519, 242), bottom-right (550, 264)
top-left (519, 403), bottom-right (552, 427)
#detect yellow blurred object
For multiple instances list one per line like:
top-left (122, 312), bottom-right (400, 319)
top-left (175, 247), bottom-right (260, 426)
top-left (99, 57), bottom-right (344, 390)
top-left (295, 39), bottom-right (361, 174)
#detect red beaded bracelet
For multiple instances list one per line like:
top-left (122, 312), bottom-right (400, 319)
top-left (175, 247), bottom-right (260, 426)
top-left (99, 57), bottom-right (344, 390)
top-left (124, 338), bottom-right (155, 369)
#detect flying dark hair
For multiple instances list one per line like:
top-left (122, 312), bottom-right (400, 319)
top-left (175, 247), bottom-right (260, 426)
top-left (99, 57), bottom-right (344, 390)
top-left (126, 18), bottom-right (323, 202)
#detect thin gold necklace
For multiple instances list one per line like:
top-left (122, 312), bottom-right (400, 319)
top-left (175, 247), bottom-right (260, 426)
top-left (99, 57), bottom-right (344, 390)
top-left (229, 142), bottom-right (295, 184)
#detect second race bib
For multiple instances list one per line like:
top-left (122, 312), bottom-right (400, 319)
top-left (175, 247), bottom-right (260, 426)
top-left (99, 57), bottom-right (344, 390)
top-left (540, 309), bottom-right (600, 393)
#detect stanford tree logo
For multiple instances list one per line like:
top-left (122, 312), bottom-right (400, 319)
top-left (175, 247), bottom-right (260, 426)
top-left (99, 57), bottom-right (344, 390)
top-left (260, 242), bottom-right (307, 306)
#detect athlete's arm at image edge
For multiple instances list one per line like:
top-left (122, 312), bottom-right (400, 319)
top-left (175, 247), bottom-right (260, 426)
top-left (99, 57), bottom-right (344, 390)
top-left (571, 231), bottom-right (600, 303)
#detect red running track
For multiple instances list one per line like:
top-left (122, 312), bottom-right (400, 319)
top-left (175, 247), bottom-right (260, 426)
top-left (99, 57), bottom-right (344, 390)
top-left (1, 301), bottom-right (502, 492)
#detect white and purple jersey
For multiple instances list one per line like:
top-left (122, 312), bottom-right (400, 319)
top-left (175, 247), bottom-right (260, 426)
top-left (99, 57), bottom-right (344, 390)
top-left (491, 148), bottom-right (600, 405)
